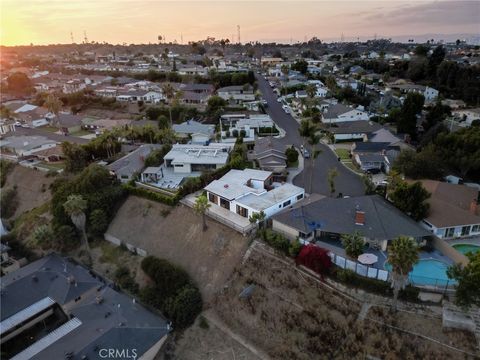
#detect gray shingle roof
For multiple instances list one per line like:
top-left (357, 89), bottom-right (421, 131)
top-left (272, 195), bottom-right (431, 240)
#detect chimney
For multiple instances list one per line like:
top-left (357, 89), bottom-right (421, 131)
top-left (355, 210), bottom-right (365, 226)
top-left (470, 198), bottom-right (479, 216)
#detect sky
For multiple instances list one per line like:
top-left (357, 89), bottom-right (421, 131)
top-left (0, 0), bottom-right (479, 46)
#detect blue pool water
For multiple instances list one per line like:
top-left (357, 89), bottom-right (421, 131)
top-left (385, 259), bottom-right (455, 286)
top-left (452, 244), bottom-right (480, 255)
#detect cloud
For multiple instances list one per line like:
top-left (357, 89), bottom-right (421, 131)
top-left (362, 1), bottom-right (479, 26)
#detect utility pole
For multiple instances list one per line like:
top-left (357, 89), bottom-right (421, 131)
top-left (83, 30), bottom-right (88, 44)
top-left (181, 33), bottom-right (183, 44)
top-left (237, 25), bottom-right (241, 45)
top-left (70, 31), bottom-right (74, 44)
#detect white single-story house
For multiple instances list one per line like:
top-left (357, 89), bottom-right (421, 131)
top-left (205, 168), bottom-right (305, 220)
top-left (0, 135), bottom-right (57, 158)
top-left (322, 104), bottom-right (369, 124)
top-left (217, 85), bottom-right (255, 104)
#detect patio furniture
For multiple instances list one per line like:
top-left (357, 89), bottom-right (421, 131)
top-left (358, 253), bottom-right (378, 265)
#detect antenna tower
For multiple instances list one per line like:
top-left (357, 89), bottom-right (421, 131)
top-left (83, 30), bottom-right (88, 44)
top-left (237, 25), bottom-right (241, 44)
top-left (70, 31), bottom-right (74, 44)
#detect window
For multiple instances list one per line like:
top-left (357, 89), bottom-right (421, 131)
top-left (461, 226), bottom-right (471, 236)
top-left (208, 193), bottom-right (218, 204)
top-left (296, 194), bottom-right (304, 200)
top-left (445, 228), bottom-right (455, 238)
top-left (236, 205), bottom-right (248, 218)
top-left (283, 200), bottom-right (291, 207)
top-left (472, 225), bottom-right (480, 233)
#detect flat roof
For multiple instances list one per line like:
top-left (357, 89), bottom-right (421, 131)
top-left (164, 144), bottom-right (231, 165)
top-left (205, 169), bottom-right (273, 200)
top-left (237, 183), bottom-right (304, 211)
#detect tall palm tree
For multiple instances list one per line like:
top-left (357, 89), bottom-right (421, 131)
top-left (161, 83), bottom-right (175, 126)
top-left (298, 119), bottom-right (315, 190)
top-left (388, 236), bottom-right (419, 311)
top-left (45, 94), bottom-right (62, 129)
top-left (308, 132), bottom-right (321, 194)
top-left (193, 194), bottom-right (211, 231)
top-left (63, 195), bottom-right (90, 253)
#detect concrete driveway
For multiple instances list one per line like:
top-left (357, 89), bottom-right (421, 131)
top-left (256, 73), bottom-right (365, 197)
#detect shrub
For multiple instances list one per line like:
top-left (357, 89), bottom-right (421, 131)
top-left (115, 266), bottom-right (139, 294)
top-left (53, 224), bottom-right (79, 252)
top-left (289, 239), bottom-right (303, 258)
top-left (198, 315), bottom-right (209, 329)
top-left (0, 160), bottom-right (14, 187)
top-left (164, 284), bottom-right (203, 329)
top-left (88, 208), bottom-right (109, 236)
top-left (285, 146), bottom-right (299, 165)
top-left (239, 129), bottom-right (246, 138)
top-left (140, 256), bottom-right (202, 329)
top-left (0, 186), bottom-right (18, 219)
top-left (123, 184), bottom-right (179, 206)
top-left (232, 129), bottom-right (239, 138)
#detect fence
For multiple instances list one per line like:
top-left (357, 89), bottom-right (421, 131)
top-left (328, 252), bottom-right (389, 282)
top-left (327, 252), bottom-right (456, 293)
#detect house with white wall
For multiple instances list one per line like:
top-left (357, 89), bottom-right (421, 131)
top-left (322, 103), bottom-right (369, 124)
top-left (217, 85), bottom-right (255, 104)
top-left (416, 180), bottom-right (480, 239)
top-left (205, 169), bottom-right (304, 220)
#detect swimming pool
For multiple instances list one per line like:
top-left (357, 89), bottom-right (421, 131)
top-left (385, 259), bottom-right (455, 286)
top-left (452, 244), bottom-right (480, 255)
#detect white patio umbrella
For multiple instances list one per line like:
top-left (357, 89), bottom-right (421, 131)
top-left (358, 253), bottom-right (378, 265)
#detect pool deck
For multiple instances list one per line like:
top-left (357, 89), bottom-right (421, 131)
top-left (314, 238), bottom-right (454, 269)
top-left (445, 237), bottom-right (480, 247)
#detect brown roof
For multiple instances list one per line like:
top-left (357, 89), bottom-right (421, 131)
top-left (417, 180), bottom-right (480, 228)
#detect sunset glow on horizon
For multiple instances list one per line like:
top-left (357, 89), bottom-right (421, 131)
top-left (1, 0), bottom-right (479, 46)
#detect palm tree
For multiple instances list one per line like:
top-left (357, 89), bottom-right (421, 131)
top-left (305, 84), bottom-right (317, 99)
top-left (193, 194), bottom-right (211, 231)
top-left (388, 236), bottom-right (419, 311)
top-left (280, 64), bottom-right (289, 77)
top-left (45, 94), bottom-right (62, 128)
top-left (341, 232), bottom-right (364, 258)
top-left (298, 119), bottom-right (315, 189)
top-left (161, 83), bottom-right (175, 126)
top-left (63, 195), bottom-right (90, 253)
top-left (327, 167), bottom-right (339, 196)
top-left (308, 132), bottom-right (321, 193)
top-left (249, 211), bottom-right (266, 229)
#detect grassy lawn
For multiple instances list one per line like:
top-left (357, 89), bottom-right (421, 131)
top-left (37, 162), bottom-right (64, 171)
top-left (41, 126), bottom-right (59, 133)
top-left (71, 129), bottom-right (93, 136)
top-left (287, 160), bottom-right (299, 168)
top-left (334, 148), bottom-right (351, 160)
top-left (342, 161), bottom-right (362, 174)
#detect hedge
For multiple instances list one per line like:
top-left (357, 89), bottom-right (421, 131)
top-left (123, 183), bottom-right (179, 206)
top-left (333, 268), bottom-right (419, 302)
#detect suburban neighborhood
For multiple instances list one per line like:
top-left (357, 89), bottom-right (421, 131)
top-left (1, 1), bottom-right (480, 359)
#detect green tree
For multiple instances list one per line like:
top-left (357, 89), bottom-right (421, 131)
top-left (45, 94), bottom-right (63, 128)
top-left (291, 59), bottom-right (308, 74)
top-left (280, 64), bottom-right (289, 77)
top-left (89, 208), bottom-right (109, 236)
top-left (305, 84), bottom-right (317, 99)
top-left (63, 194), bottom-right (90, 253)
top-left (423, 102), bottom-right (451, 131)
top-left (447, 252), bottom-right (480, 309)
top-left (193, 194), bottom-right (211, 231)
top-left (6, 72), bottom-right (33, 96)
top-left (397, 93), bottom-right (425, 137)
top-left (389, 181), bottom-right (430, 221)
top-left (249, 211), bottom-right (266, 228)
top-left (206, 95), bottom-right (227, 117)
top-left (341, 232), bottom-right (364, 258)
top-left (363, 174), bottom-right (376, 195)
top-left (161, 83), bottom-right (175, 126)
top-left (0, 186), bottom-right (18, 219)
top-left (32, 225), bottom-right (54, 248)
top-left (164, 284), bottom-right (203, 329)
top-left (62, 142), bottom-right (89, 173)
top-left (392, 146), bottom-right (444, 180)
top-left (327, 167), bottom-right (339, 196)
top-left (285, 146), bottom-right (299, 165)
top-left (388, 236), bottom-right (419, 311)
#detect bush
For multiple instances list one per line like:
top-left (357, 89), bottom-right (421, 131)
top-left (115, 266), bottom-right (139, 294)
top-left (53, 224), bottom-right (79, 252)
top-left (89, 208), bottom-right (109, 236)
top-left (0, 186), bottom-right (18, 219)
top-left (140, 256), bottom-right (202, 329)
top-left (164, 284), bottom-right (203, 329)
top-left (141, 256), bottom-right (191, 300)
top-left (261, 229), bottom-right (300, 257)
top-left (333, 269), bottom-right (418, 302)
top-left (123, 184), bottom-right (179, 206)
top-left (232, 129), bottom-right (239, 138)
top-left (285, 146), bottom-right (299, 165)
top-left (289, 239), bottom-right (303, 257)
top-left (0, 160), bottom-right (14, 187)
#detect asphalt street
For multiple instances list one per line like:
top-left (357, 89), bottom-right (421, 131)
top-left (256, 73), bottom-right (365, 196)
